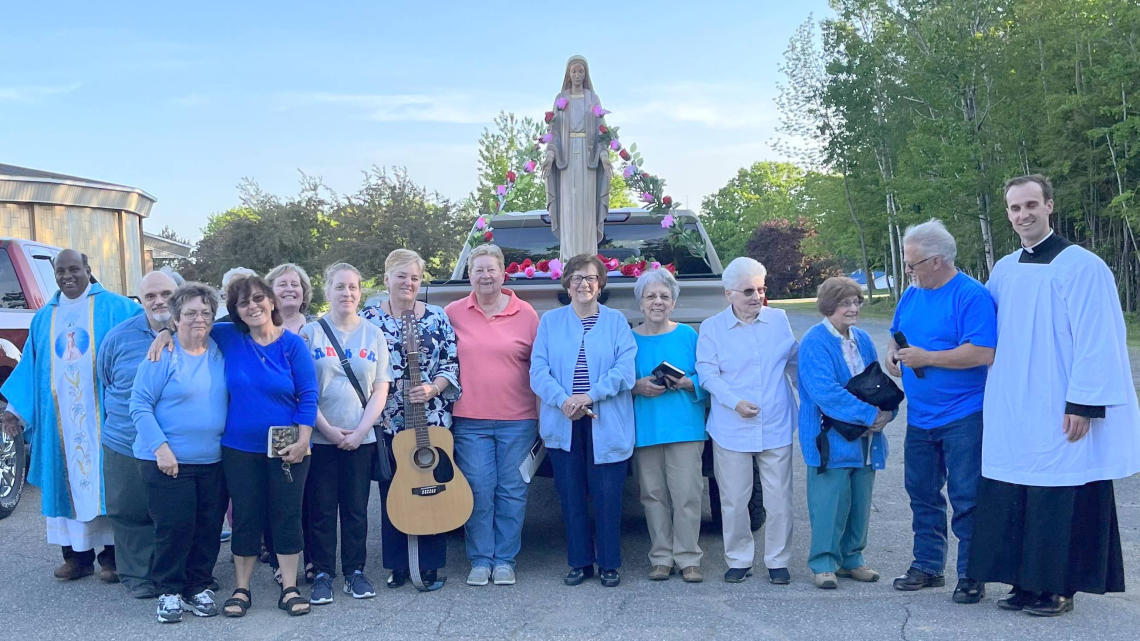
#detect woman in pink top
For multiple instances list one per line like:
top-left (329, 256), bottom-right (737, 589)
top-left (444, 244), bottom-right (540, 588)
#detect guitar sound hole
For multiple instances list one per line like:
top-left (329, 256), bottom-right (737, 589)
top-left (413, 447), bottom-right (437, 469)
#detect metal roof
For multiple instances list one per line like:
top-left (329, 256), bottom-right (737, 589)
top-left (0, 163), bottom-right (157, 217)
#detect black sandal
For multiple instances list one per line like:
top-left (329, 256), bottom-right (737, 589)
top-left (278, 586), bottom-right (310, 617)
top-left (223, 588), bottom-right (251, 618)
top-left (305, 562), bottom-right (316, 584)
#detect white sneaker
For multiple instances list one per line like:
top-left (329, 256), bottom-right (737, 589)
top-left (182, 589), bottom-right (218, 617)
top-left (492, 565), bottom-right (516, 586)
top-left (466, 566), bottom-right (491, 586)
top-left (156, 594), bottom-right (184, 623)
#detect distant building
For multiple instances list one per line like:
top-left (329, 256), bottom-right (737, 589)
top-left (143, 231), bottom-right (192, 272)
top-left (849, 269), bottom-right (893, 292)
top-left (0, 164), bottom-right (155, 295)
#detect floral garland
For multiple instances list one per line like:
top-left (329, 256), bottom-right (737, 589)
top-left (470, 101), bottom-right (708, 263)
top-left (503, 255), bottom-right (675, 280)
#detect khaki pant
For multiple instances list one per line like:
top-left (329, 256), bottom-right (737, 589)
top-left (633, 441), bottom-right (705, 569)
top-left (712, 439), bottom-right (793, 569)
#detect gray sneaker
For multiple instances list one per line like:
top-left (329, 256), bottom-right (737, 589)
top-left (492, 565), bottom-right (516, 586)
top-left (466, 566), bottom-right (491, 586)
top-left (156, 594), bottom-right (183, 624)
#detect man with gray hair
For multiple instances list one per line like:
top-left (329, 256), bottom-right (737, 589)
top-left (96, 270), bottom-right (181, 598)
top-left (885, 220), bottom-right (996, 604)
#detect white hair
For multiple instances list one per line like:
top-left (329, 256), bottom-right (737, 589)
top-left (634, 267), bottom-right (680, 302)
top-left (221, 267), bottom-right (257, 290)
top-left (903, 219), bottom-right (957, 263)
top-left (722, 257), bottom-right (767, 291)
top-left (159, 266), bottom-right (185, 287)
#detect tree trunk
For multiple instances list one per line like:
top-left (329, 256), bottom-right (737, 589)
top-left (842, 162), bottom-right (875, 302)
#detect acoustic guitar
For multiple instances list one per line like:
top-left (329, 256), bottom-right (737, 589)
top-left (386, 309), bottom-right (474, 536)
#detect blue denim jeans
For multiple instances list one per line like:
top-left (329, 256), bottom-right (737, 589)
top-left (904, 411), bottom-right (983, 578)
top-left (452, 418), bottom-right (539, 569)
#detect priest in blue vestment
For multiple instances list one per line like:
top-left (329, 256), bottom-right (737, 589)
top-left (1, 250), bottom-right (141, 580)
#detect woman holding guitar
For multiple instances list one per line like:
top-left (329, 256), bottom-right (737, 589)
top-left (530, 254), bottom-right (637, 588)
top-left (360, 249), bottom-right (462, 591)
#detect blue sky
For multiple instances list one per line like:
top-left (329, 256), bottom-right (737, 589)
top-left (1, 0), bottom-right (832, 242)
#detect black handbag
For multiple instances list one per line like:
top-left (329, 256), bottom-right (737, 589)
top-left (318, 318), bottom-right (393, 482)
top-left (817, 361), bottom-right (904, 473)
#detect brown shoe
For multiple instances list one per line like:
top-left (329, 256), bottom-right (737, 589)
top-left (99, 568), bottom-right (120, 583)
top-left (837, 566), bottom-right (880, 582)
top-left (54, 559), bottom-right (94, 581)
top-left (681, 566), bottom-right (704, 583)
top-left (648, 565), bottom-right (674, 581)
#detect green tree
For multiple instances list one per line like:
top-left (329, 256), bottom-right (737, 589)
top-left (699, 161), bottom-right (807, 263)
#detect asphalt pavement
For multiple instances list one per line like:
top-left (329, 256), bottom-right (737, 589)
top-left (1, 309), bottom-right (1138, 640)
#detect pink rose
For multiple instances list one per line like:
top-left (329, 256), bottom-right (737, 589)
top-left (524, 266), bottom-right (535, 278)
top-left (605, 258), bottom-right (620, 271)
top-left (551, 268), bottom-right (563, 280)
top-left (555, 97), bottom-right (568, 110)
top-left (651, 261), bottom-right (661, 270)
top-left (497, 185), bottom-right (507, 196)
top-left (524, 160), bottom-right (537, 173)
top-left (632, 267), bottom-right (643, 277)
top-left (609, 140), bottom-right (621, 151)
top-left (539, 133), bottom-right (553, 144)
top-left (642, 192), bottom-right (655, 203)
top-left (549, 258), bottom-right (563, 272)
top-left (592, 105), bottom-right (610, 117)
top-left (622, 165), bottom-right (635, 178)
top-left (661, 214), bottom-right (675, 228)
top-left (475, 216), bottom-right (487, 230)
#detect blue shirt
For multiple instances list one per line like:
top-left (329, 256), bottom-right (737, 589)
top-left (633, 324), bottom-right (707, 447)
top-left (97, 314), bottom-right (160, 457)
top-left (211, 324), bottom-right (319, 454)
top-left (130, 340), bottom-right (228, 464)
top-left (890, 272), bottom-right (997, 429)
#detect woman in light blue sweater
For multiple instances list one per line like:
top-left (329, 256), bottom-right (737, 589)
top-left (797, 277), bottom-right (893, 591)
top-left (531, 254), bottom-right (636, 588)
top-left (130, 283), bottom-right (228, 622)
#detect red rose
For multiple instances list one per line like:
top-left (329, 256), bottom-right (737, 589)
top-left (636, 260), bottom-right (647, 271)
top-left (664, 263), bottom-right (677, 274)
top-left (662, 196), bottom-right (673, 206)
top-left (521, 258), bottom-right (533, 269)
top-left (619, 149), bottom-right (631, 161)
top-left (536, 259), bottom-right (550, 272)
top-left (641, 172), bottom-right (650, 179)
top-left (599, 125), bottom-right (608, 134)
top-left (483, 231), bottom-right (494, 241)
top-left (544, 111), bottom-right (554, 123)
top-left (506, 170), bottom-right (517, 183)
top-left (596, 254), bottom-right (607, 262)
top-left (620, 264), bottom-right (637, 277)
top-left (506, 262), bottom-right (520, 274)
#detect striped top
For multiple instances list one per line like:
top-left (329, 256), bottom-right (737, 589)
top-left (572, 313), bottom-right (600, 393)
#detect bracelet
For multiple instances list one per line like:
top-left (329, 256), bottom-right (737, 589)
top-left (430, 383), bottom-right (440, 397)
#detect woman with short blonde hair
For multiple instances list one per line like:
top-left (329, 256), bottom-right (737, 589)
top-left (266, 263), bottom-right (314, 335)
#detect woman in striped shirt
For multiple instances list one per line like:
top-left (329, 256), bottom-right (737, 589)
top-left (530, 254), bottom-right (637, 588)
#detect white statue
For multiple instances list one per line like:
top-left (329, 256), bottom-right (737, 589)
top-left (543, 55), bottom-right (614, 260)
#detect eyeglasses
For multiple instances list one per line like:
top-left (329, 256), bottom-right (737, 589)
top-left (729, 287), bottom-right (767, 298)
top-left (904, 256), bottom-right (936, 271)
top-left (837, 298), bottom-right (864, 309)
top-left (180, 310), bottom-right (212, 320)
top-left (570, 275), bottom-right (599, 285)
top-left (237, 293), bottom-right (269, 308)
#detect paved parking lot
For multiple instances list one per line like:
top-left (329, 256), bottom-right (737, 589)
top-left (1, 310), bottom-right (1138, 640)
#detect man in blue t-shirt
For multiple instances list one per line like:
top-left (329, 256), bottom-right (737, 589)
top-left (886, 220), bottom-right (996, 605)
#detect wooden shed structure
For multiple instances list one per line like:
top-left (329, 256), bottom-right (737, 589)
top-left (0, 164), bottom-right (155, 295)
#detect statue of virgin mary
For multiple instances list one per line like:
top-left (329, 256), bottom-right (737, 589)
top-left (543, 55), bottom-right (613, 260)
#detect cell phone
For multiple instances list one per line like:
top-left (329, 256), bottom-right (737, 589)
top-left (892, 331), bottom-right (925, 379)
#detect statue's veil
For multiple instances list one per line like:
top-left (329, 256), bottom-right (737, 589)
top-left (560, 55), bottom-right (594, 92)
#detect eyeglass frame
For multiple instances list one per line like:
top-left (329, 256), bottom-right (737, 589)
top-left (727, 287), bottom-right (767, 299)
top-left (904, 255), bottom-right (937, 272)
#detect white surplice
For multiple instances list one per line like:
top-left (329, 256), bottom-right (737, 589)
top-left (45, 285), bottom-right (112, 550)
top-left (983, 238), bottom-right (1140, 487)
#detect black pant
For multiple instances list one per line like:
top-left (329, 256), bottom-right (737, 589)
top-left (63, 545), bottom-right (115, 568)
top-left (307, 443), bottom-right (374, 577)
top-left (222, 446), bottom-right (310, 557)
top-left (141, 460), bottom-right (227, 597)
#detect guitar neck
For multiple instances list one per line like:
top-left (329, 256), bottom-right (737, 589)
top-left (400, 309), bottom-right (432, 447)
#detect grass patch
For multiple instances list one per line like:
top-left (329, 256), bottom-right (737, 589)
top-left (1126, 312), bottom-right (1140, 348)
top-left (768, 296), bottom-right (897, 321)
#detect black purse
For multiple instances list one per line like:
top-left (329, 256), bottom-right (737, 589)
top-left (318, 318), bottom-right (393, 482)
top-left (817, 361), bottom-right (904, 473)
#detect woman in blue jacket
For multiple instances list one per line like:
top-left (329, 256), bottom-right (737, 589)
top-left (530, 254), bottom-right (636, 588)
top-left (797, 277), bottom-right (893, 590)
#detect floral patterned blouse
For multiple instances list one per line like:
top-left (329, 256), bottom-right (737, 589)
top-left (360, 303), bottom-right (461, 434)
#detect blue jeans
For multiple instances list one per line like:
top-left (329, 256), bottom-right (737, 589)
top-left (453, 418), bottom-right (538, 569)
top-left (904, 411), bottom-right (983, 578)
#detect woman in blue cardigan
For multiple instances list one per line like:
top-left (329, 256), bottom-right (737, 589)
top-left (531, 254), bottom-right (636, 588)
top-left (797, 277), bottom-right (893, 590)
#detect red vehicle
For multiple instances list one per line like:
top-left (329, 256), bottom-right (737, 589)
top-left (0, 238), bottom-right (63, 519)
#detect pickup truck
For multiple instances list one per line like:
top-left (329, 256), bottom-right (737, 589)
top-left (0, 238), bottom-right (64, 519)
top-left (407, 208), bottom-right (727, 324)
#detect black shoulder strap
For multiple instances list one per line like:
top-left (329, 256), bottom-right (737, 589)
top-left (318, 317), bottom-right (368, 409)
